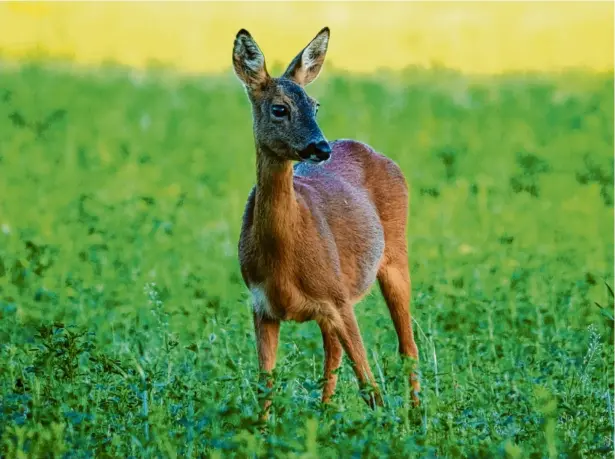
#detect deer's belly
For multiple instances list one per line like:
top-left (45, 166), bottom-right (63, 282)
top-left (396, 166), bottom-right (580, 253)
top-left (250, 283), bottom-right (330, 323)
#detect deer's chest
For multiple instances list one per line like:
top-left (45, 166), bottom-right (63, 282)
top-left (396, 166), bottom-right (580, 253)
top-left (250, 285), bottom-right (275, 318)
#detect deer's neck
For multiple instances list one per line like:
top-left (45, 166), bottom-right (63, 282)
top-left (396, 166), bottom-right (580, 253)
top-left (253, 150), bottom-right (298, 251)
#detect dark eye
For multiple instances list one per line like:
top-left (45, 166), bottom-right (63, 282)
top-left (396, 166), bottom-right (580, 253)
top-left (271, 105), bottom-right (288, 118)
top-left (315, 103), bottom-right (320, 115)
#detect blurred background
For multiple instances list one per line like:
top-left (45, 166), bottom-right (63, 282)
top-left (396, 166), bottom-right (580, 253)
top-left (1, 2), bottom-right (613, 73)
top-left (0, 2), bottom-right (613, 457)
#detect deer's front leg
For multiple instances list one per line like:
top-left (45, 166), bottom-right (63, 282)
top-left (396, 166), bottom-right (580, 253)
top-left (320, 324), bottom-right (343, 403)
top-left (253, 312), bottom-right (280, 419)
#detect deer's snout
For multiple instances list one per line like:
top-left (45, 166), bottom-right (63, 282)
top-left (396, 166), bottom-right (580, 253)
top-left (299, 140), bottom-right (331, 164)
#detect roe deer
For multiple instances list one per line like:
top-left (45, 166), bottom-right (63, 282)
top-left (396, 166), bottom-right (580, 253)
top-left (233, 27), bottom-right (420, 414)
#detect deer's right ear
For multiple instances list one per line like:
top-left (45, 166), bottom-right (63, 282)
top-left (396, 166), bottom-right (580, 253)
top-left (233, 29), bottom-right (270, 92)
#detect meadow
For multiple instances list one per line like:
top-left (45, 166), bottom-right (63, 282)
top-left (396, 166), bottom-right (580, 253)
top-left (0, 63), bottom-right (613, 457)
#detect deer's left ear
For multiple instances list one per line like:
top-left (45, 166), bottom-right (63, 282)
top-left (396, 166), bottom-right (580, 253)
top-left (283, 27), bottom-right (329, 87)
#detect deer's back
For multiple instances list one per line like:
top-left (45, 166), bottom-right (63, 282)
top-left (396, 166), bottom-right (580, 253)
top-left (294, 139), bottom-right (409, 223)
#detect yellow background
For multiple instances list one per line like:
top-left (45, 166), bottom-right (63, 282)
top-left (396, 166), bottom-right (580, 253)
top-left (0, 1), bottom-right (613, 75)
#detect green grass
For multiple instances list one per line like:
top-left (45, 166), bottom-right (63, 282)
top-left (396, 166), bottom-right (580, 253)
top-left (0, 63), bottom-right (613, 458)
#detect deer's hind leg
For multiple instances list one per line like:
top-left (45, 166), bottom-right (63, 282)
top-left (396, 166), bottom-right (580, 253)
top-left (331, 305), bottom-right (383, 408)
top-left (378, 243), bottom-right (420, 405)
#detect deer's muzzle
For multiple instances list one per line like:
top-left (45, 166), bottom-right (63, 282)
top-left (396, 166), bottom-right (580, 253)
top-left (298, 140), bottom-right (331, 163)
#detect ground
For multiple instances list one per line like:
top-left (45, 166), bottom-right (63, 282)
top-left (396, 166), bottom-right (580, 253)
top-left (0, 63), bottom-right (613, 457)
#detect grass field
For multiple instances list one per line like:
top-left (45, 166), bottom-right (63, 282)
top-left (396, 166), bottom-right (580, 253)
top-left (0, 63), bottom-right (613, 457)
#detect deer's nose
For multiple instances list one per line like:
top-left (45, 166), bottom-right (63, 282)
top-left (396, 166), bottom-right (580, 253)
top-left (299, 140), bottom-right (331, 163)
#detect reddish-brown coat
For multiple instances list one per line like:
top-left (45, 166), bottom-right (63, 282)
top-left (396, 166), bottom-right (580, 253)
top-left (233, 27), bottom-right (420, 414)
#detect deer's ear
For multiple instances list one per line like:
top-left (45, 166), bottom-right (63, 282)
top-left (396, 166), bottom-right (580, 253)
top-left (233, 29), bottom-right (270, 92)
top-left (283, 27), bottom-right (329, 87)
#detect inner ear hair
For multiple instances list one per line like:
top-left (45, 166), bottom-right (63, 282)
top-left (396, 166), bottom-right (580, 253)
top-left (283, 27), bottom-right (330, 86)
top-left (233, 29), bottom-right (270, 91)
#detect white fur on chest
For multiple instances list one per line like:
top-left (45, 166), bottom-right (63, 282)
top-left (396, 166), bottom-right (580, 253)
top-left (250, 286), bottom-right (274, 318)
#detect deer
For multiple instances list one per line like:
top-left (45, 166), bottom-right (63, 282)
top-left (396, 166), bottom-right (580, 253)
top-left (233, 26), bottom-right (420, 415)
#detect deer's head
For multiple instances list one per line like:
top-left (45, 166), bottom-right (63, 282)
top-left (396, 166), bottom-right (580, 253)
top-left (233, 27), bottom-right (331, 164)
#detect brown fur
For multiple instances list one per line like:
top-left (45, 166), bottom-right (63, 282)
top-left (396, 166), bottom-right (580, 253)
top-left (233, 28), bottom-right (420, 414)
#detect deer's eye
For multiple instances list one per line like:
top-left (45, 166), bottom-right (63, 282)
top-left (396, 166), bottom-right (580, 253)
top-left (271, 105), bottom-right (288, 118)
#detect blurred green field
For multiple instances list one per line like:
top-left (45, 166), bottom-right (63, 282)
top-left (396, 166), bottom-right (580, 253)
top-left (0, 64), bottom-right (613, 458)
